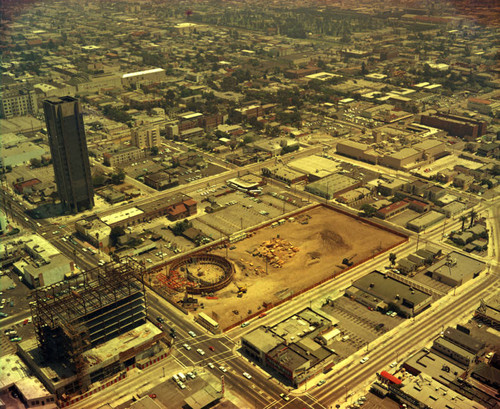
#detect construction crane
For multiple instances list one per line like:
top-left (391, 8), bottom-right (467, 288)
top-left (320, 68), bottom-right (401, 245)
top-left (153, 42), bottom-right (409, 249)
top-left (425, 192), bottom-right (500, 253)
top-left (342, 253), bottom-right (357, 267)
top-left (233, 281), bottom-right (247, 297)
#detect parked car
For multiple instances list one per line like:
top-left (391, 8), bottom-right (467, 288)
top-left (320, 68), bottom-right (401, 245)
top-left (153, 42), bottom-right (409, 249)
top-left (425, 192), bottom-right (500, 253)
top-left (280, 393), bottom-right (290, 401)
top-left (183, 343), bottom-right (191, 351)
top-left (188, 330), bottom-right (196, 337)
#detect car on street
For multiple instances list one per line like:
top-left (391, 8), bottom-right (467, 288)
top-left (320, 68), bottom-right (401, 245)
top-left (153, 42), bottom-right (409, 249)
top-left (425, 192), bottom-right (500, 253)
top-left (188, 330), bottom-right (196, 337)
top-left (280, 393), bottom-right (290, 401)
top-left (389, 361), bottom-right (398, 368)
top-left (218, 366), bottom-right (227, 373)
top-left (360, 356), bottom-right (369, 364)
top-left (197, 348), bottom-right (205, 356)
top-left (241, 322), bottom-right (249, 328)
top-left (242, 372), bottom-right (252, 379)
top-left (317, 379), bottom-right (326, 386)
top-left (208, 363), bottom-right (215, 369)
top-left (156, 316), bottom-right (165, 323)
top-left (183, 343), bottom-right (191, 351)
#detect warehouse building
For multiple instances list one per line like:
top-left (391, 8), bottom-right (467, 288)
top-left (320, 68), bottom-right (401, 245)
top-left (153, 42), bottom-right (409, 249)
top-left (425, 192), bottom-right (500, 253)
top-left (345, 271), bottom-right (433, 317)
top-left (406, 210), bottom-right (445, 232)
top-left (305, 173), bottom-right (361, 200)
top-left (287, 155), bottom-right (340, 181)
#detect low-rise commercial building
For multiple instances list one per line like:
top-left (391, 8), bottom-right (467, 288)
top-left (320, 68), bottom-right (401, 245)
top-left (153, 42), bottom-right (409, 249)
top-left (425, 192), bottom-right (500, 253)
top-left (345, 271), bottom-right (433, 317)
top-left (305, 173), bottom-right (361, 200)
top-left (406, 210), bottom-right (445, 232)
top-left (13, 235), bottom-right (74, 287)
top-left (432, 337), bottom-right (475, 367)
top-left (241, 308), bottom-right (337, 387)
top-left (388, 373), bottom-right (485, 409)
top-left (426, 252), bottom-right (485, 286)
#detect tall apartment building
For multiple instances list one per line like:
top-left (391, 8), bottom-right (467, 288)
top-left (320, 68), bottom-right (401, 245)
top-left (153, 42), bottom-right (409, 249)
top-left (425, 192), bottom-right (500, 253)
top-left (131, 124), bottom-right (161, 149)
top-left (43, 96), bottom-right (94, 213)
top-left (0, 89), bottom-right (38, 118)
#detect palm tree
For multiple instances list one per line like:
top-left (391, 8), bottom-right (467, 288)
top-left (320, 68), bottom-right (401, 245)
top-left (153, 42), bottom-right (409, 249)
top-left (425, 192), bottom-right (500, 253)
top-left (469, 209), bottom-right (477, 228)
top-left (460, 215), bottom-right (468, 231)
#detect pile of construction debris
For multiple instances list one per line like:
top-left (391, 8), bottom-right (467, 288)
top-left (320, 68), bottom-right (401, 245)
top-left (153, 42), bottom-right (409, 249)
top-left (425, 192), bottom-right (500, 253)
top-left (252, 237), bottom-right (299, 268)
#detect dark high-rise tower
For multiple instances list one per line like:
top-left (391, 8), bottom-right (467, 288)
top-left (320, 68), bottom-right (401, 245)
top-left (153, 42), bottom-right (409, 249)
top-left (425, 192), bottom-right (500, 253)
top-left (43, 96), bottom-right (94, 213)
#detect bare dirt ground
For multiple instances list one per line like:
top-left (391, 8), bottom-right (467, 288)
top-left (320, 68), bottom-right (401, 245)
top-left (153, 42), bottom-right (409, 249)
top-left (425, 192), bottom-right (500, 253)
top-left (164, 206), bottom-right (405, 329)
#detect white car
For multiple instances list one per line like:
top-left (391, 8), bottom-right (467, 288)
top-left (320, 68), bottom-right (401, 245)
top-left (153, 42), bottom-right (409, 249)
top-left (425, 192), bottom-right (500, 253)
top-left (183, 343), bottom-right (191, 351)
top-left (360, 356), bottom-right (369, 364)
top-left (188, 331), bottom-right (196, 337)
top-left (197, 348), bottom-right (205, 356)
top-left (208, 363), bottom-right (215, 369)
top-left (389, 361), bottom-right (398, 368)
top-left (177, 382), bottom-right (186, 389)
top-left (218, 366), bottom-right (227, 373)
top-left (242, 372), bottom-right (252, 379)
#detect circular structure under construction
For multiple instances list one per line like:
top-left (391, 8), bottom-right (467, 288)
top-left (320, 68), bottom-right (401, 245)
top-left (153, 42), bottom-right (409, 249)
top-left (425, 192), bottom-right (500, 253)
top-left (167, 254), bottom-right (234, 294)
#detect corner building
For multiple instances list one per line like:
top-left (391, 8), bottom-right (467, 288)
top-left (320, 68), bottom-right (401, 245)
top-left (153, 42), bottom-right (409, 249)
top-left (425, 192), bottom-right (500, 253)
top-left (43, 96), bottom-right (94, 213)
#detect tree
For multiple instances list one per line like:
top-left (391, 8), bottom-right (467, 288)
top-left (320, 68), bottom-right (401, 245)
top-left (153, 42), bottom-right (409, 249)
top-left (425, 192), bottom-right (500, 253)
top-left (460, 215), bottom-right (468, 231)
top-left (150, 146), bottom-right (159, 156)
top-left (469, 209), bottom-right (477, 228)
top-left (171, 219), bottom-right (192, 236)
top-left (110, 170), bottom-right (125, 185)
top-left (361, 204), bottom-right (376, 217)
top-left (92, 174), bottom-right (107, 187)
top-left (389, 253), bottom-right (397, 266)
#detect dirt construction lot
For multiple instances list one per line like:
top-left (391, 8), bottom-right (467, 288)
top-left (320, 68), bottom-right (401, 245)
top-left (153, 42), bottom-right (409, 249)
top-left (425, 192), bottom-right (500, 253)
top-left (202, 205), bottom-right (406, 329)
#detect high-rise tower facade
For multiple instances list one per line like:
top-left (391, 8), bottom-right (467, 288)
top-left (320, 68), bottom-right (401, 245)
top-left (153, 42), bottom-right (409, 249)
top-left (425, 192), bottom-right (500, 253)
top-left (43, 96), bottom-right (94, 213)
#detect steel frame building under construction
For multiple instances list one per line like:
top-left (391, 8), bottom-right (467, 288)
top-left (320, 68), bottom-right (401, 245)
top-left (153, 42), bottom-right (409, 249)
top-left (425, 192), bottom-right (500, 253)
top-left (20, 257), bottom-right (166, 398)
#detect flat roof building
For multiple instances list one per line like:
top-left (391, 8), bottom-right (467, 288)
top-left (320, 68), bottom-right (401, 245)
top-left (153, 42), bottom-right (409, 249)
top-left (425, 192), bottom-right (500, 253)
top-left (241, 308), bottom-right (337, 387)
top-left (406, 210), bottom-right (445, 232)
top-left (426, 252), bottom-right (485, 286)
top-left (305, 173), bottom-right (361, 200)
top-left (345, 271), bottom-right (433, 317)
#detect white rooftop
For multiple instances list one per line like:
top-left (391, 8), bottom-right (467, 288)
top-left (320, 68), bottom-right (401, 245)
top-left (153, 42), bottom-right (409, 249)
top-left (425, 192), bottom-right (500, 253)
top-left (122, 68), bottom-right (165, 79)
top-left (100, 207), bottom-right (144, 225)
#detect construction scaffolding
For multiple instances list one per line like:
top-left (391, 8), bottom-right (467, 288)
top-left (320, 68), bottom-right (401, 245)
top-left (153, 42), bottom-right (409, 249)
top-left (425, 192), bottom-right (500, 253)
top-left (31, 257), bottom-right (146, 393)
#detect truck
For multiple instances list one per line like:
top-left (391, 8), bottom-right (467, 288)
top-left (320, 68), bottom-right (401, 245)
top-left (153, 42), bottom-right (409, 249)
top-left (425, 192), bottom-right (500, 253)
top-left (177, 372), bottom-right (186, 382)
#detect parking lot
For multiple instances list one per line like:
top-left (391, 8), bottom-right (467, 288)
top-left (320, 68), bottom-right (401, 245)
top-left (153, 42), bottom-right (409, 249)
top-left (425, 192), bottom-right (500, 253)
top-left (410, 270), bottom-right (453, 294)
top-left (321, 296), bottom-right (403, 360)
top-left (197, 189), bottom-right (305, 236)
top-left (0, 270), bottom-right (35, 349)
